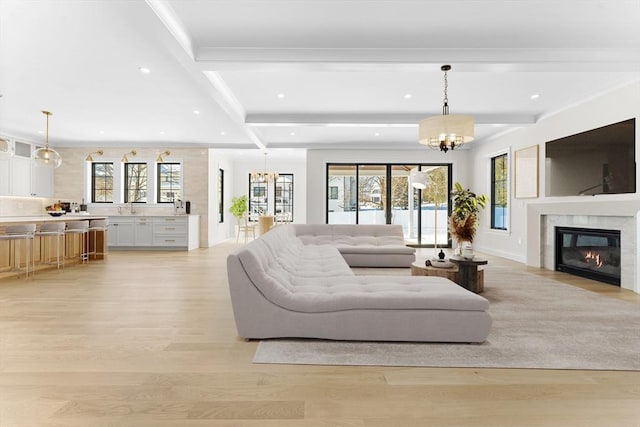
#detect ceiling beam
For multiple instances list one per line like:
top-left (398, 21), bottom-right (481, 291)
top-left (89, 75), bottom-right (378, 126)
top-left (245, 113), bottom-right (536, 127)
top-left (195, 47), bottom-right (640, 72)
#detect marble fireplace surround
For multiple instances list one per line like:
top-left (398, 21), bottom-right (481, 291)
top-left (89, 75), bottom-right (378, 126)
top-left (526, 200), bottom-right (640, 293)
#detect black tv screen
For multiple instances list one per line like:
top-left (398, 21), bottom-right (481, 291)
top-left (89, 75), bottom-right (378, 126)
top-left (545, 118), bottom-right (636, 196)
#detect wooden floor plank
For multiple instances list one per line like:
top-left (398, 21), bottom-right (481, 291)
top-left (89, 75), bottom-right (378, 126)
top-left (0, 242), bottom-right (638, 425)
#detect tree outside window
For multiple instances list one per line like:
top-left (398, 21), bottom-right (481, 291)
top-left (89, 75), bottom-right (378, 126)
top-left (91, 162), bottom-right (114, 203)
top-left (124, 163), bottom-right (147, 203)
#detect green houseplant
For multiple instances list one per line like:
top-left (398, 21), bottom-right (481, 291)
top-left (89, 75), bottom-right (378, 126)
top-left (229, 195), bottom-right (248, 221)
top-left (450, 182), bottom-right (488, 253)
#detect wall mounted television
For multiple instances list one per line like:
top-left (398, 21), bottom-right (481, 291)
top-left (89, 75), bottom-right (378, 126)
top-left (545, 118), bottom-right (636, 196)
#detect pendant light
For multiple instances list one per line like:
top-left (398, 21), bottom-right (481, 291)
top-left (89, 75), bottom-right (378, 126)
top-left (419, 65), bottom-right (474, 153)
top-left (32, 110), bottom-right (62, 168)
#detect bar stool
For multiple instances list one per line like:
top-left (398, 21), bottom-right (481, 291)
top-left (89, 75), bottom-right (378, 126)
top-left (0, 224), bottom-right (36, 279)
top-left (35, 222), bottom-right (65, 270)
top-left (65, 221), bottom-right (89, 264)
top-left (87, 219), bottom-right (109, 261)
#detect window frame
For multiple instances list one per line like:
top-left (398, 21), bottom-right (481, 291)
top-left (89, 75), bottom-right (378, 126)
top-left (156, 162), bottom-right (182, 204)
top-left (218, 168), bottom-right (224, 223)
top-left (274, 173), bottom-right (294, 222)
top-left (124, 162), bottom-right (148, 203)
top-left (91, 161), bottom-right (114, 203)
top-left (490, 152), bottom-right (509, 231)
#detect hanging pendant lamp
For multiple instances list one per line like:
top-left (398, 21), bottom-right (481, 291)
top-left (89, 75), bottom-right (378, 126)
top-left (419, 65), bottom-right (474, 153)
top-left (32, 110), bottom-right (62, 168)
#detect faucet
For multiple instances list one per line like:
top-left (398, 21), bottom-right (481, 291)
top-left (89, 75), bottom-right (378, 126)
top-left (129, 202), bottom-right (136, 214)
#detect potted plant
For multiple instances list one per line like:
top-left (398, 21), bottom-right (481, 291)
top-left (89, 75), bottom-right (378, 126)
top-left (450, 182), bottom-right (488, 256)
top-left (229, 195), bottom-right (248, 221)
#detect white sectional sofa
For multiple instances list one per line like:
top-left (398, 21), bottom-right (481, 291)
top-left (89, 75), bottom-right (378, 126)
top-left (294, 224), bottom-right (416, 267)
top-left (227, 224), bottom-right (492, 343)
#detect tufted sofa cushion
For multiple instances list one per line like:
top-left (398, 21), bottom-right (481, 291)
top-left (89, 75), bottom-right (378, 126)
top-left (293, 224), bottom-right (416, 266)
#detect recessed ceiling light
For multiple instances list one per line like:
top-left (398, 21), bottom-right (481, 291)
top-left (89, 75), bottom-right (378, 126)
top-left (220, 131), bottom-right (226, 136)
top-left (159, 131), bottom-right (165, 135)
top-left (139, 67), bottom-right (151, 74)
top-left (404, 93), bottom-right (412, 99)
top-left (37, 130), bottom-right (44, 134)
top-left (530, 94), bottom-right (540, 100)
top-left (374, 132), bottom-right (380, 137)
top-left (277, 93), bottom-right (285, 99)
top-left (99, 130), bottom-right (105, 134)
top-left (193, 110), bottom-right (200, 115)
top-left (290, 132), bottom-right (295, 136)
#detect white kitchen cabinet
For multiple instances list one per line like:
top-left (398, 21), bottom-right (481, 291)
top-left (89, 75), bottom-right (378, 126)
top-left (153, 216), bottom-right (188, 247)
top-left (31, 163), bottom-right (54, 197)
top-left (108, 218), bottom-right (134, 247)
top-left (108, 215), bottom-right (199, 250)
top-left (10, 156), bottom-right (31, 196)
top-left (0, 139), bottom-right (55, 198)
top-left (0, 158), bottom-right (9, 195)
top-left (134, 217), bottom-right (154, 246)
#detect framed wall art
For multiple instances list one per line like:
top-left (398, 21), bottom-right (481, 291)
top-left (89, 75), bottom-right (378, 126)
top-left (514, 145), bottom-right (539, 198)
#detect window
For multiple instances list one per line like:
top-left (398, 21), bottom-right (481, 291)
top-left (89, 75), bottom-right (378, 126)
top-left (218, 169), bottom-right (224, 223)
top-left (275, 174), bottom-right (293, 221)
top-left (491, 153), bottom-right (508, 230)
top-left (249, 177), bottom-right (268, 216)
top-left (124, 163), bottom-right (147, 203)
top-left (157, 163), bottom-right (182, 203)
top-left (91, 162), bottom-right (114, 203)
top-left (329, 186), bottom-right (339, 200)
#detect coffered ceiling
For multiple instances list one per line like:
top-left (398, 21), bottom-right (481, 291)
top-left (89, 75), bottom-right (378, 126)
top-left (0, 0), bottom-right (638, 152)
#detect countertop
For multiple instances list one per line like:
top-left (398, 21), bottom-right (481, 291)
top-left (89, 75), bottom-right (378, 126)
top-left (0, 214), bottom-right (108, 224)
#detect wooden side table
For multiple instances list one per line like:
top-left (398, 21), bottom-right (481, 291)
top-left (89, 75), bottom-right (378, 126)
top-left (449, 257), bottom-right (488, 293)
top-left (411, 261), bottom-right (459, 282)
top-left (411, 260), bottom-right (485, 293)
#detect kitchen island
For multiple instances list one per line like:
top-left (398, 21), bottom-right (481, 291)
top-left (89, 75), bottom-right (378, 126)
top-left (0, 214), bottom-right (109, 279)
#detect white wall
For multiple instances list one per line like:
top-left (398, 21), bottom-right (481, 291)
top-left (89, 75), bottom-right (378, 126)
top-left (306, 148), bottom-right (471, 224)
top-left (470, 81), bottom-right (640, 263)
top-left (208, 149), bottom-right (234, 245)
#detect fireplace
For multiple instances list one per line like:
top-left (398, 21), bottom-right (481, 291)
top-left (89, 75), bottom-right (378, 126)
top-left (555, 227), bottom-right (621, 286)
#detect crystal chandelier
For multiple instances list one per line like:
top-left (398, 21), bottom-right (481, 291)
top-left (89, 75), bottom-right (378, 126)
top-left (419, 65), bottom-right (474, 153)
top-left (251, 152), bottom-right (279, 183)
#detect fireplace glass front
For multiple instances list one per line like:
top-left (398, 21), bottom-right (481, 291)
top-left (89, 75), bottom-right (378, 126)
top-left (555, 226), bottom-right (621, 286)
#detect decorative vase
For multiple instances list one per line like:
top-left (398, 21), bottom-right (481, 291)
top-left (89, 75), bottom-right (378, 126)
top-left (462, 243), bottom-right (474, 260)
top-left (454, 241), bottom-right (463, 256)
top-left (438, 249), bottom-right (446, 260)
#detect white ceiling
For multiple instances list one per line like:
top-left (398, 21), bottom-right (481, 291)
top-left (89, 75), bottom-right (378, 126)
top-left (1, 0), bottom-right (638, 154)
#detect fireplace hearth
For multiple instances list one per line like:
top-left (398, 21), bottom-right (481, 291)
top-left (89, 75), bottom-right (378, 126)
top-left (555, 226), bottom-right (621, 286)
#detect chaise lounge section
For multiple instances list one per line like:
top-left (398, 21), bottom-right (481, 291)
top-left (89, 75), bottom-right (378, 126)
top-left (227, 224), bottom-right (492, 343)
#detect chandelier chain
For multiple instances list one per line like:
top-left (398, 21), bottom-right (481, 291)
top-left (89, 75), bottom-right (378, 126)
top-left (442, 69), bottom-right (449, 115)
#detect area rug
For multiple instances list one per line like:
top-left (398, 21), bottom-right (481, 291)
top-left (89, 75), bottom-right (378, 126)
top-left (253, 266), bottom-right (640, 370)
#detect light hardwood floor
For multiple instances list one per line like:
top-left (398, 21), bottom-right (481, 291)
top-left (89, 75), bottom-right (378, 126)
top-left (1, 242), bottom-right (639, 426)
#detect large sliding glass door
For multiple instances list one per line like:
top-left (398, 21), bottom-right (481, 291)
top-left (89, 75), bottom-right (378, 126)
top-left (327, 163), bottom-right (451, 247)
